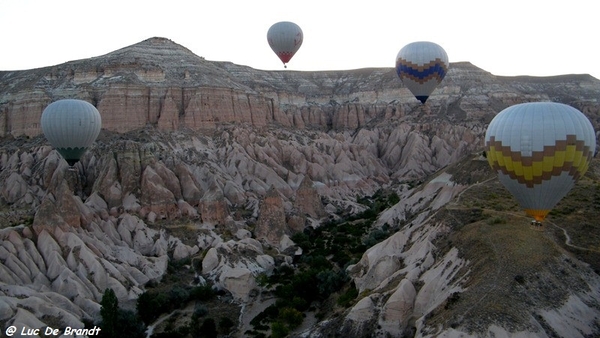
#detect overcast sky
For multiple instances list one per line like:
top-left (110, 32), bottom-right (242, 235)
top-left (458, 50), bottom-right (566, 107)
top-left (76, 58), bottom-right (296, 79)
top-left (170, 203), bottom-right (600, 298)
top-left (1, 0), bottom-right (598, 79)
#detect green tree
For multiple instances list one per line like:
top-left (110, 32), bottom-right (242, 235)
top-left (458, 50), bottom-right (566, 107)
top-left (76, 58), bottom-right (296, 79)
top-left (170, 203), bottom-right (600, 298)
top-left (136, 291), bottom-right (169, 324)
top-left (218, 316), bottom-right (235, 334)
top-left (116, 309), bottom-right (146, 338)
top-left (199, 318), bottom-right (217, 338)
top-left (100, 288), bottom-right (119, 338)
top-left (270, 322), bottom-right (289, 338)
top-left (279, 307), bottom-right (303, 329)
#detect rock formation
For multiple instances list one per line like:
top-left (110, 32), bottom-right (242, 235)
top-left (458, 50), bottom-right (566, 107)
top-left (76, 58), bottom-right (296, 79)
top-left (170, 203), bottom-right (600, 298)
top-left (254, 186), bottom-right (288, 247)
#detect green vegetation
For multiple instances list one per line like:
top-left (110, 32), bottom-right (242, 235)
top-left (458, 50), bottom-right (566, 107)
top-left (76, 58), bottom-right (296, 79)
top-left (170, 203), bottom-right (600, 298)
top-left (137, 284), bottom-right (216, 325)
top-left (98, 288), bottom-right (146, 338)
top-left (131, 257), bottom-right (238, 338)
top-left (248, 189), bottom-right (400, 336)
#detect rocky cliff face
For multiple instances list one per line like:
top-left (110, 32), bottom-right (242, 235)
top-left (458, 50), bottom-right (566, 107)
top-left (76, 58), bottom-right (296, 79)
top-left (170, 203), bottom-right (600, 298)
top-left (1, 37), bottom-right (599, 337)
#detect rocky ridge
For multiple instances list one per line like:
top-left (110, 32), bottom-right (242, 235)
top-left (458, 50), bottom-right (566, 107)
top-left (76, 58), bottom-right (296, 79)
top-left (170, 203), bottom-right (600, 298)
top-left (0, 37), bottom-right (599, 337)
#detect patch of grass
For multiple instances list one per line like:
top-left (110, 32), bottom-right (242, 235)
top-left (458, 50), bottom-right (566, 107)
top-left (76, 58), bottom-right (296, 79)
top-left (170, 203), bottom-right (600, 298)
top-left (486, 216), bottom-right (506, 225)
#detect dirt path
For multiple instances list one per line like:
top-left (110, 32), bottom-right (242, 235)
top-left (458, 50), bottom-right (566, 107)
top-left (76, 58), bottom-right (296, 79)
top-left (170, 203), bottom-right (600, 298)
top-left (146, 312), bottom-right (174, 338)
top-left (544, 220), bottom-right (600, 254)
top-left (453, 177), bottom-right (496, 203)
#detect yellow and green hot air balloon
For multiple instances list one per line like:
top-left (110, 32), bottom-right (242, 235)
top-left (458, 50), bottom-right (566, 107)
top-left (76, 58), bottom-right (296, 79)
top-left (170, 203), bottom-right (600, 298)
top-left (484, 102), bottom-right (596, 222)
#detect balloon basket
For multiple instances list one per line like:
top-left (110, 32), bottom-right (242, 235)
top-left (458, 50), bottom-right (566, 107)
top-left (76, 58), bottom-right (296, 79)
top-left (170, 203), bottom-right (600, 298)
top-left (529, 220), bottom-right (544, 231)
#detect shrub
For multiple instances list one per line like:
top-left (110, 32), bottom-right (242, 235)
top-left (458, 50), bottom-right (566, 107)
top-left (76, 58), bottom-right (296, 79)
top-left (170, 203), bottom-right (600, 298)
top-left (271, 322), bottom-right (289, 338)
top-left (337, 286), bottom-right (359, 307)
top-left (486, 216), bottom-right (506, 225)
top-left (514, 275), bottom-right (526, 284)
top-left (219, 317), bottom-right (235, 334)
top-left (199, 318), bottom-right (217, 338)
top-left (317, 270), bottom-right (348, 297)
top-left (189, 284), bottom-right (215, 301)
top-left (279, 307), bottom-right (303, 329)
top-left (193, 303), bottom-right (208, 318)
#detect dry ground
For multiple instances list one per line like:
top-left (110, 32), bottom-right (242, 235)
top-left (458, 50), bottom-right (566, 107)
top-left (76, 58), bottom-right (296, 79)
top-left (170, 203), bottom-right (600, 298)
top-left (422, 157), bottom-right (600, 334)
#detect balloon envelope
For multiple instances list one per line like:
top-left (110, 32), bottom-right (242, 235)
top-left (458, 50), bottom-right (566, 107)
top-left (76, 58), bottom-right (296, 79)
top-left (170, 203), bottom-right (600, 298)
top-left (267, 21), bottom-right (303, 67)
top-left (41, 99), bottom-right (102, 166)
top-left (484, 102), bottom-right (596, 221)
top-left (395, 41), bottom-right (449, 103)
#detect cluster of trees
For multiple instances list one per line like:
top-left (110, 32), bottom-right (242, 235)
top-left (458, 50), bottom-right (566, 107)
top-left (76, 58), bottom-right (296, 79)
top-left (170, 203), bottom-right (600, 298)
top-left (136, 284), bottom-right (215, 324)
top-left (97, 288), bottom-right (146, 338)
top-left (97, 283), bottom-right (233, 338)
top-left (248, 190), bottom-right (400, 337)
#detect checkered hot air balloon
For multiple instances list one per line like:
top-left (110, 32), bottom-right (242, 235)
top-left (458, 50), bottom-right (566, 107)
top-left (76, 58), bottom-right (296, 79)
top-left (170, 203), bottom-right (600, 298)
top-left (484, 102), bottom-right (596, 222)
top-left (41, 99), bottom-right (102, 167)
top-left (267, 21), bottom-right (303, 68)
top-left (395, 41), bottom-right (449, 104)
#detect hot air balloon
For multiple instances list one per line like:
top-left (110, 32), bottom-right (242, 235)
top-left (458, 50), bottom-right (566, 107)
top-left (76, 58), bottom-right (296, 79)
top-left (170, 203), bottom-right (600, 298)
top-left (484, 102), bottom-right (596, 223)
top-left (41, 99), bottom-right (102, 167)
top-left (267, 21), bottom-right (303, 68)
top-left (395, 41), bottom-right (449, 104)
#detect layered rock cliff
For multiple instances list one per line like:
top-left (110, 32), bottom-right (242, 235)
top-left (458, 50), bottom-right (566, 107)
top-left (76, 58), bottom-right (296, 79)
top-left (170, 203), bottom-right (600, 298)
top-left (1, 37), bottom-right (599, 337)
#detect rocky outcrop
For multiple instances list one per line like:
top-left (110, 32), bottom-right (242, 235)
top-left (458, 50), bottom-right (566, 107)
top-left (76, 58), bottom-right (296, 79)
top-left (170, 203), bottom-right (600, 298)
top-left (201, 239), bottom-right (274, 302)
top-left (254, 186), bottom-right (287, 247)
top-left (198, 182), bottom-right (230, 225)
top-left (294, 176), bottom-right (326, 219)
top-left (0, 210), bottom-right (170, 329)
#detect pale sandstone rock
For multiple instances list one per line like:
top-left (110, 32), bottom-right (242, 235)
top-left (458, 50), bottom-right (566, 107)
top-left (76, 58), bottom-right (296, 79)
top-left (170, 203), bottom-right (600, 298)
top-left (255, 255), bottom-right (274, 273)
top-left (153, 161), bottom-right (183, 200)
top-left (413, 248), bottom-right (465, 318)
top-left (140, 165), bottom-right (177, 219)
top-left (349, 231), bottom-right (409, 293)
top-left (85, 192), bottom-right (108, 212)
top-left (9, 308), bottom-right (47, 334)
top-left (346, 295), bottom-right (376, 322)
top-left (92, 155), bottom-right (123, 208)
top-left (219, 266), bottom-right (256, 302)
top-left (238, 237), bottom-right (263, 253)
top-left (17, 296), bottom-right (84, 329)
top-left (279, 235), bottom-right (295, 252)
top-left (122, 193), bottom-right (141, 213)
top-left (254, 186), bottom-right (286, 247)
top-left (294, 175), bottom-right (326, 219)
top-left (2, 172), bottom-right (28, 204)
top-left (202, 248), bottom-right (219, 274)
top-left (172, 240), bottom-right (199, 261)
top-left (235, 229), bottom-right (252, 240)
top-left (198, 183), bottom-right (229, 225)
top-left (378, 279), bottom-right (416, 335)
top-left (0, 297), bottom-right (16, 321)
top-left (173, 162), bottom-right (203, 204)
top-left (177, 199), bottom-right (198, 218)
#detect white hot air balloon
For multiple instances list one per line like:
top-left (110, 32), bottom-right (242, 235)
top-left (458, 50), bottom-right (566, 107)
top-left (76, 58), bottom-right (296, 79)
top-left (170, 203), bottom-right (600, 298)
top-left (267, 21), bottom-right (303, 68)
top-left (395, 41), bottom-right (449, 104)
top-left (485, 102), bottom-right (596, 223)
top-left (41, 99), bottom-right (102, 167)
